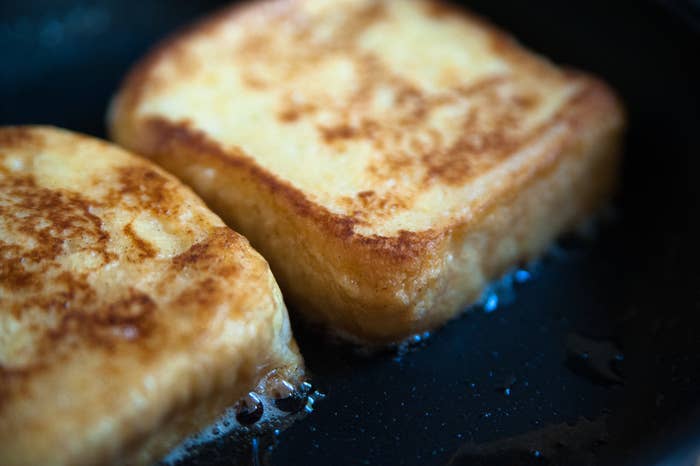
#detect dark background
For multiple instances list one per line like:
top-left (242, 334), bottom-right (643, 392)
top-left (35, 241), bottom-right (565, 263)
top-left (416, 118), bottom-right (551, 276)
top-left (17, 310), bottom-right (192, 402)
top-left (1, 1), bottom-right (699, 465)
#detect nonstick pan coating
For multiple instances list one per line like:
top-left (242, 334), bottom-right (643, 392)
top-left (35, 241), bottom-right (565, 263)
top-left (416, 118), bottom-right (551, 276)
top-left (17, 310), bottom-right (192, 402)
top-left (1, 1), bottom-right (698, 465)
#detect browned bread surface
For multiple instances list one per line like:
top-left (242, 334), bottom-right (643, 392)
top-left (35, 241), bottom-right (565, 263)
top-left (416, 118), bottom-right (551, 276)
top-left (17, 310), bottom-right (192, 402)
top-left (109, 0), bottom-right (625, 343)
top-left (0, 126), bottom-right (302, 466)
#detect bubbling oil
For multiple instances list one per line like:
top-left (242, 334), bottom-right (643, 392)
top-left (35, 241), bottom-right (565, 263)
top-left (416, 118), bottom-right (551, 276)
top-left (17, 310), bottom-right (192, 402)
top-left (161, 380), bottom-right (325, 465)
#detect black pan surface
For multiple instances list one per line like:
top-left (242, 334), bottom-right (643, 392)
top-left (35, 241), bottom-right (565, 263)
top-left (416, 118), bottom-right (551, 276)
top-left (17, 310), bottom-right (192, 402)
top-left (1, 1), bottom-right (699, 465)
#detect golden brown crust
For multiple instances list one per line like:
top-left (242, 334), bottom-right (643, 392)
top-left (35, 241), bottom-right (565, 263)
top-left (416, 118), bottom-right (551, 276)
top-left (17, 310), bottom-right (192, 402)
top-left (0, 126), bottom-right (302, 465)
top-left (109, 0), bottom-right (625, 343)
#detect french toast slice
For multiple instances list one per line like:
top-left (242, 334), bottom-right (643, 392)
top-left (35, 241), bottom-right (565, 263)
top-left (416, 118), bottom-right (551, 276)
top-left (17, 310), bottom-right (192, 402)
top-left (109, 0), bottom-right (625, 344)
top-left (0, 126), bottom-right (302, 466)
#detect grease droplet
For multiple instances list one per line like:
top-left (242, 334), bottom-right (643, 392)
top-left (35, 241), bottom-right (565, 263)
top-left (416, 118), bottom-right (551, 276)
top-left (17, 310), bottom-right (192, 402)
top-left (235, 392), bottom-right (264, 425)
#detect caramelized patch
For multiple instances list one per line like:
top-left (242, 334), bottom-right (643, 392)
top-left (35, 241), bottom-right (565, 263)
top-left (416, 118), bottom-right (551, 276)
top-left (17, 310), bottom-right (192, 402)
top-left (47, 290), bottom-right (157, 350)
top-left (423, 0), bottom-right (461, 18)
top-left (0, 241), bottom-right (34, 290)
top-left (0, 139), bottom-right (164, 403)
top-left (0, 367), bottom-right (37, 410)
top-left (242, 74), bottom-right (269, 90)
top-left (277, 93), bottom-right (318, 122)
top-left (318, 118), bottom-right (381, 145)
top-left (173, 277), bottom-right (220, 309)
top-left (115, 165), bottom-right (176, 216)
top-left (357, 229), bottom-right (444, 263)
top-left (123, 222), bottom-right (157, 259)
top-left (318, 124), bottom-right (358, 143)
top-left (0, 127), bottom-right (43, 151)
top-left (0, 174), bottom-right (114, 294)
top-left (0, 167), bottom-right (163, 372)
top-left (340, 190), bottom-right (409, 225)
top-left (171, 226), bottom-right (242, 273)
top-left (168, 228), bottom-right (244, 313)
top-left (0, 284), bottom-right (158, 412)
top-left (38, 271), bottom-right (98, 316)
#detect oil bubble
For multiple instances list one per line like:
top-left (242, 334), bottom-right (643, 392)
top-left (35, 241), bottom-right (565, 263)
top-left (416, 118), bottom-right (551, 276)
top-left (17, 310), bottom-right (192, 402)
top-left (235, 392), bottom-right (264, 425)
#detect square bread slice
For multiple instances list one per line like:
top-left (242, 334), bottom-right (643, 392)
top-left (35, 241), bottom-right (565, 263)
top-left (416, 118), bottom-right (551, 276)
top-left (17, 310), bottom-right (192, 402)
top-left (109, 0), bottom-right (625, 344)
top-left (0, 126), bottom-right (302, 466)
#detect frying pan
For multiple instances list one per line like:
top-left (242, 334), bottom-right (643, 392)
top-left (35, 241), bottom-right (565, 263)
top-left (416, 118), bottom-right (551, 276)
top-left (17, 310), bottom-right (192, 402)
top-left (1, 1), bottom-right (699, 465)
